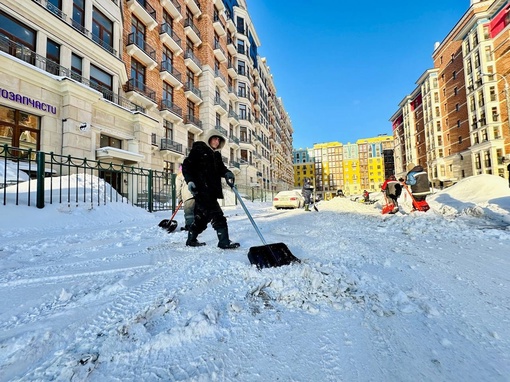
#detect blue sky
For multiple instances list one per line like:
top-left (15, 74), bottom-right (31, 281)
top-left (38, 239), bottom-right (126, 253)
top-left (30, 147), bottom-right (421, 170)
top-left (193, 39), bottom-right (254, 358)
top-left (247, 0), bottom-right (471, 149)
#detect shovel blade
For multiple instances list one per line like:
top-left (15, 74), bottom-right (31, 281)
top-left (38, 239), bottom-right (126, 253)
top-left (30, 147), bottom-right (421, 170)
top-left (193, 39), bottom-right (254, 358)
top-left (158, 219), bottom-right (178, 233)
top-left (382, 204), bottom-right (394, 214)
top-left (248, 242), bottom-right (300, 269)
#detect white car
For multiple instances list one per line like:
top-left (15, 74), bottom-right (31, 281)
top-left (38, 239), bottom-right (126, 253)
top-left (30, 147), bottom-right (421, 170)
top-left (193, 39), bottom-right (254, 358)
top-left (272, 190), bottom-right (305, 209)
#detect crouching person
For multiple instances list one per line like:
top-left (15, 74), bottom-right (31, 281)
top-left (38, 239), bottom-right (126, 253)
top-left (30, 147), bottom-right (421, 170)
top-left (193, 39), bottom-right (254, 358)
top-left (182, 130), bottom-right (240, 249)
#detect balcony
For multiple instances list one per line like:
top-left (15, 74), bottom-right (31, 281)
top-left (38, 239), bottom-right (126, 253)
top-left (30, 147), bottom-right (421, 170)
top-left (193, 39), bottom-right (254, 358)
top-left (160, 0), bottom-right (182, 22)
top-left (184, 0), bottom-right (202, 18)
top-left (96, 146), bottom-right (144, 163)
top-left (229, 134), bottom-right (240, 145)
top-left (228, 109), bottom-right (240, 125)
top-left (159, 23), bottom-right (183, 56)
top-left (214, 125), bottom-right (228, 137)
top-left (159, 99), bottom-right (183, 123)
top-left (184, 82), bottom-right (203, 104)
top-left (213, 13), bottom-right (226, 37)
top-left (214, 69), bottom-right (227, 88)
top-left (228, 86), bottom-right (239, 101)
top-left (227, 63), bottom-right (237, 78)
top-left (127, 0), bottom-right (157, 31)
top-left (226, 34), bottom-right (237, 55)
top-left (184, 50), bottom-right (202, 74)
top-left (159, 60), bottom-right (183, 89)
top-left (124, 78), bottom-right (157, 109)
top-left (126, 33), bottom-right (157, 70)
top-left (184, 115), bottom-right (203, 134)
top-left (214, 96), bottom-right (227, 115)
top-left (160, 138), bottom-right (185, 160)
top-left (213, 41), bottom-right (227, 63)
top-left (213, 0), bottom-right (225, 13)
top-left (184, 18), bottom-right (202, 47)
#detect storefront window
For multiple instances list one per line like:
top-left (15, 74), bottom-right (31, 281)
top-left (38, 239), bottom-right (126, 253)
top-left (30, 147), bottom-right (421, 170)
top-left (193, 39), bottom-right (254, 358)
top-left (0, 106), bottom-right (40, 157)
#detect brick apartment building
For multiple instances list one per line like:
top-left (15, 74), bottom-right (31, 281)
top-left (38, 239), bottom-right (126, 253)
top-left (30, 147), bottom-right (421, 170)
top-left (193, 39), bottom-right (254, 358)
top-left (391, 0), bottom-right (510, 187)
top-left (0, 0), bottom-right (294, 198)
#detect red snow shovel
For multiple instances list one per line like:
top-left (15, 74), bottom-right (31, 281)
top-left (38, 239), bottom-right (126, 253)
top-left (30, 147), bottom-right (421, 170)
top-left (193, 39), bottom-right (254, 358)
top-left (403, 184), bottom-right (430, 212)
top-left (229, 184), bottom-right (300, 269)
top-left (381, 194), bottom-right (394, 215)
top-left (158, 200), bottom-right (183, 233)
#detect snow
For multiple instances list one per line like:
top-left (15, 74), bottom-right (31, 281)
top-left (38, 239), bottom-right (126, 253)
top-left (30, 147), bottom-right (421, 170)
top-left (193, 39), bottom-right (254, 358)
top-left (1, 174), bottom-right (510, 381)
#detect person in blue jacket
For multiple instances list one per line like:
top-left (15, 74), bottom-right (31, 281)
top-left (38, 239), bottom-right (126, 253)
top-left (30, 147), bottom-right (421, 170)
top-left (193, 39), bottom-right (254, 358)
top-left (406, 162), bottom-right (431, 204)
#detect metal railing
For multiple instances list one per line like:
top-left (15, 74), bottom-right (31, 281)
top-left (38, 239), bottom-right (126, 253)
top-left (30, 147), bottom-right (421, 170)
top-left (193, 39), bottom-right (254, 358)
top-left (1, 145), bottom-right (176, 212)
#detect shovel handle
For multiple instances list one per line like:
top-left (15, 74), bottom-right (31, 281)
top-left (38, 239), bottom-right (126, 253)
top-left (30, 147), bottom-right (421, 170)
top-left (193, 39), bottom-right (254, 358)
top-left (169, 200), bottom-right (184, 221)
top-left (230, 185), bottom-right (267, 245)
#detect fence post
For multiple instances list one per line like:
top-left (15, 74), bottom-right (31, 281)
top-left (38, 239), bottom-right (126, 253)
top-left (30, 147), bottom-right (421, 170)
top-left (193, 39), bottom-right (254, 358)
top-left (148, 169), bottom-right (153, 213)
top-left (36, 151), bottom-right (45, 209)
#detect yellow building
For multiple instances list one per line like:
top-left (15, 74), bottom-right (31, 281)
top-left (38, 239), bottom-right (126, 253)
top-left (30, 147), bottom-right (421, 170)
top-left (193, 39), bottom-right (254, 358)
top-left (293, 148), bottom-right (314, 188)
top-left (296, 135), bottom-right (394, 200)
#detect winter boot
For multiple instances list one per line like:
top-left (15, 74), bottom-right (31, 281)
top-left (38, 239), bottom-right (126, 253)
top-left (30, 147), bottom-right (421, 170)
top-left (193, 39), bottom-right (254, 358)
top-left (304, 204), bottom-right (310, 211)
top-left (186, 230), bottom-right (205, 247)
top-left (216, 227), bottom-right (240, 249)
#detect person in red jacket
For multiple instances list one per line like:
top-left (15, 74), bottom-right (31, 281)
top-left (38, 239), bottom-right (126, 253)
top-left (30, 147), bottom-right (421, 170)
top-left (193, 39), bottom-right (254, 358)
top-left (381, 175), bottom-right (402, 213)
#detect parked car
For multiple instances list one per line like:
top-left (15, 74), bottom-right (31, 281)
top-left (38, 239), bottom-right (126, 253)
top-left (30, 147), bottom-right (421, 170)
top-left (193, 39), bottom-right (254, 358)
top-left (272, 190), bottom-right (305, 209)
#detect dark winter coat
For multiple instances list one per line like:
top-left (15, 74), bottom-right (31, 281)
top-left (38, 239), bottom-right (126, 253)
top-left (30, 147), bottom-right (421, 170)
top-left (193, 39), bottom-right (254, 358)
top-left (301, 179), bottom-right (313, 204)
top-left (406, 165), bottom-right (430, 197)
top-left (182, 131), bottom-right (229, 201)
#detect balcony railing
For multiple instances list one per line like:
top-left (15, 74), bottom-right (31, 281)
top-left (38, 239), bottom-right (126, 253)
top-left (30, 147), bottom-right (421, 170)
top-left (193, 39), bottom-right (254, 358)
top-left (160, 60), bottom-right (182, 82)
top-left (127, 33), bottom-right (156, 61)
top-left (184, 115), bottom-right (203, 129)
top-left (184, 81), bottom-right (202, 99)
top-left (0, 36), bottom-right (143, 112)
top-left (125, 78), bottom-right (156, 102)
top-left (30, 0), bottom-right (116, 55)
top-left (160, 138), bottom-right (183, 154)
top-left (214, 125), bottom-right (228, 136)
top-left (160, 99), bottom-right (183, 118)
top-left (160, 23), bottom-right (182, 47)
top-left (214, 96), bottom-right (227, 110)
top-left (134, 0), bottom-right (156, 20)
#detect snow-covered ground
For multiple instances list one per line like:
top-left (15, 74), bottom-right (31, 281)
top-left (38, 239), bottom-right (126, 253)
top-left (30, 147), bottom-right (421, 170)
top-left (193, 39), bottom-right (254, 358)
top-left (1, 174), bottom-right (509, 381)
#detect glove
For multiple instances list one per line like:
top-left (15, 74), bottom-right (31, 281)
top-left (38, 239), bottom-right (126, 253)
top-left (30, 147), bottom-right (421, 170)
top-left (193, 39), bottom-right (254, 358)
top-left (225, 171), bottom-right (235, 187)
top-left (188, 181), bottom-right (197, 196)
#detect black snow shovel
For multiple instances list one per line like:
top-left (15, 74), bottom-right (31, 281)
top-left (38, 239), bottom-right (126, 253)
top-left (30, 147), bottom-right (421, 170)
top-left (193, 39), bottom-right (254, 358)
top-left (158, 200), bottom-right (183, 233)
top-left (229, 184), bottom-right (300, 269)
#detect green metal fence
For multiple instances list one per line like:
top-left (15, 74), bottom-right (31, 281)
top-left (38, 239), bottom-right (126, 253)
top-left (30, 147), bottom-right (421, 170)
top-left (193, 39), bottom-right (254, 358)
top-left (1, 145), bottom-right (177, 212)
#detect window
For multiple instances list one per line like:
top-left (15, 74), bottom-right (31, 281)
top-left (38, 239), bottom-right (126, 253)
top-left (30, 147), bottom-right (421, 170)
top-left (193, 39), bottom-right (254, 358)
top-left (131, 16), bottom-right (145, 47)
top-left (130, 59), bottom-right (145, 91)
top-left (92, 7), bottom-right (113, 52)
top-left (164, 120), bottom-right (173, 140)
top-left (46, 38), bottom-right (60, 75)
top-left (238, 82), bottom-right (246, 98)
top-left (163, 81), bottom-right (173, 104)
top-left (71, 53), bottom-right (83, 80)
top-left (239, 104), bottom-right (247, 119)
top-left (237, 39), bottom-right (245, 55)
top-left (238, 60), bottom-right (246, 76)
top-left (236, 16), bottom-right (245, 34)
top-left (100, 134), bottom-right (121, 149)
top-left (90, 64), bottom-right (113, 98)
top-left (0, 106), bottom-right (40, 154)
top-left (0, 11), bottom-right (36, 63)
top-left (72, 0), bottom-right (85, 32)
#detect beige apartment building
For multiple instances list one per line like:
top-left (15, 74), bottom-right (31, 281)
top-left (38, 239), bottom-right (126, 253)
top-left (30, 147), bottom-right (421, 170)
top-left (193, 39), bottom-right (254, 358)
top-left (391, 0), bottom-right (510, 187)
top-left (0, 0), bottom-right (293, 197)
